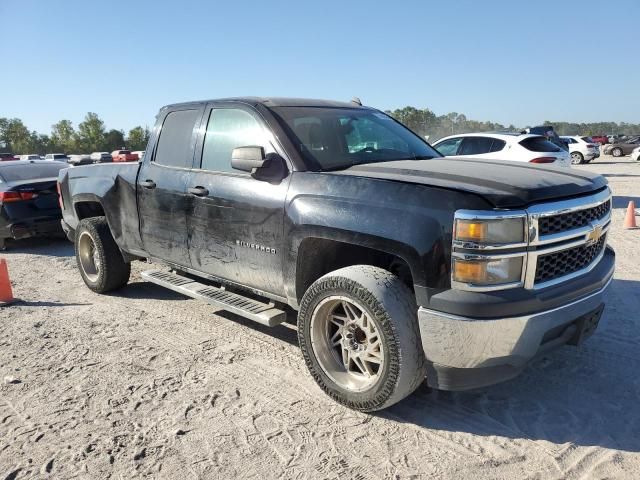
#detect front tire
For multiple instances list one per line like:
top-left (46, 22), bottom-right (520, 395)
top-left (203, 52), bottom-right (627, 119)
top-left (75, 217), bottom-right (130, 293)
top-left (298, 265), bottom-right (426, 412)
top-left (612, 148), bottom-right (623, 157)
top-left (571, 152), bottom-right (584, 164)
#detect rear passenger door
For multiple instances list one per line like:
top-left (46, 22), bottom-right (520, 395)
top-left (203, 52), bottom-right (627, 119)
top-left (458, 136), bottom-right (505, 158)
top-left (185, 103), bottom-right (291, 296)
top-left (137, 106), bottom-right (204, 266)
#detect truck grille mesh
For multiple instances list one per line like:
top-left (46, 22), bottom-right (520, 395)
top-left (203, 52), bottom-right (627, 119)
top-left (538, 199), bottom-right (610, 236)
top-left (535, 236), bottom-right (606, 284)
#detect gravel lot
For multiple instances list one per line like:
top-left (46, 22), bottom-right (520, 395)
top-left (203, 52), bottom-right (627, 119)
top-left (1, 155), bottom-right (639, 479)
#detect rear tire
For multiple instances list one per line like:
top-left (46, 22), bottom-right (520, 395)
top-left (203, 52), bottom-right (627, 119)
top-left (612, 148), bottom-right (623, 157)
top-left (75, 217), bottom-right (130, 293)
top-left (297, 265), bottom-right (426, 412)
top-left (571, 152), bottom-right (584, 165)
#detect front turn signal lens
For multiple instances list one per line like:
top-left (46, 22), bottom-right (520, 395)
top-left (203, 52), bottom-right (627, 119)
top-left (452, 260), bottom-right (487, 283)
top-left (453, 256), bottom-right (523, 286)
top-left (455, 220), bottom-right (488, 242)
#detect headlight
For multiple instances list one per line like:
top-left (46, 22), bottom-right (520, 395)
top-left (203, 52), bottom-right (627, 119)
top-left (454, 217), bottom-right (526, 245)
top-left (451, 210), bottom-right (528, 291)
top-left (452, 255), bottom-right (524, 286)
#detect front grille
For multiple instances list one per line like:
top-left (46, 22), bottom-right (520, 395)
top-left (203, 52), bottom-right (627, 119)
top-left (538, 199), bottom-right (610, 236)
top-left (535, 236), bottom-right (606, 284)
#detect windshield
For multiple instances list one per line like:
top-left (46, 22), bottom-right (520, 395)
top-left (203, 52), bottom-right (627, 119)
top-left (581, 137), bottom-right (594, 143)
top-left (272, 107), bottom-right (440, 170)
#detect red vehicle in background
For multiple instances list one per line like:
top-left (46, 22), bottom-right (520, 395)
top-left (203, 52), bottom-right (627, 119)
top-left (590, 135), bottom-right (609, 145)
top-left (111, 150), bottom-right (139, 162)
top-left (0, 153), bottom-right (18, 162)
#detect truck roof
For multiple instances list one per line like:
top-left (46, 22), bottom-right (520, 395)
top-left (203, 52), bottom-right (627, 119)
top-left (161, 97), bottom-right (368, 110)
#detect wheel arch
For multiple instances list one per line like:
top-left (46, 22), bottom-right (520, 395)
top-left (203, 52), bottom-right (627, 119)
top-left (292, 233), bottom-right (420, 306)
top-left (71, 193), bottom-right (138, 261)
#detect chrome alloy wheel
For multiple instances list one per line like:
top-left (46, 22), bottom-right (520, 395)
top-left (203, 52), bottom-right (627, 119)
top-left (310, 296), bottom-right (385, 392)
top-left (78, 231), bottom-right (101, 282)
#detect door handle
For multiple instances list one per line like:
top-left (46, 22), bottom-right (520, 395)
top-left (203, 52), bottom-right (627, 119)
top-left (140, 179), bottom-right (156, 189)
top-left (188, 186), bottom-right (209, 197)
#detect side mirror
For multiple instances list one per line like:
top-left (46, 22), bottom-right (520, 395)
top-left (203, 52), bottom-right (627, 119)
top-left (231, 146), bottom-right (266, 173)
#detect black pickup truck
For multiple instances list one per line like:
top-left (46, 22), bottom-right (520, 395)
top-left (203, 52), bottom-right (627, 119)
top-left (58, 97), bottom-right (615, 411)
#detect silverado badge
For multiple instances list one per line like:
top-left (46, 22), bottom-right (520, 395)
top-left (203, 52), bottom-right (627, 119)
top-left (585, 223), bottom-right (604, 246)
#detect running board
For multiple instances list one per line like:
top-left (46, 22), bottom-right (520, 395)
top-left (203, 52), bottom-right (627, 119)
top-left (140, 270), bottom-right (286, 327)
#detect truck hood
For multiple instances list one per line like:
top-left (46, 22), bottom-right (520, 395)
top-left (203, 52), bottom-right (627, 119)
top-left (334, 158), bottom-right (608, 208)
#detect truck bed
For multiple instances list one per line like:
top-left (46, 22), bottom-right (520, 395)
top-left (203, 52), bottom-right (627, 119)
top-left (59, 162), bottom-right (144, 256)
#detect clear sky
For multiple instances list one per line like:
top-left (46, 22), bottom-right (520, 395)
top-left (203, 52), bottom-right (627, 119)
top-left (1, 0), bottom-right (638, 134)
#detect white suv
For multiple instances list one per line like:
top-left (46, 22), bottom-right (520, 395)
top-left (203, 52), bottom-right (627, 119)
top-left (432, 133), bottom-right (572, 167)
top-left (632, 146), bottom-right (640, 162)
top-left (561, 136), bottom-right (600, 164)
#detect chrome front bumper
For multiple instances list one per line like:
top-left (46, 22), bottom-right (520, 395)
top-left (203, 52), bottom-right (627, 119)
top-left (418, 274), bottom-right (613, 391)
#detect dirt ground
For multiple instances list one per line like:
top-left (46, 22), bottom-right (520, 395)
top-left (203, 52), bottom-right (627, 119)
top-left (1, 155), bottom-right (639, 479)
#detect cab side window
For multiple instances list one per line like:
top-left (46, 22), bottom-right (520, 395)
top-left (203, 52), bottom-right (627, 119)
top-left (200, 108), bottom-right (267, 173)
top-left (154, 109), bottom-right (200, 168)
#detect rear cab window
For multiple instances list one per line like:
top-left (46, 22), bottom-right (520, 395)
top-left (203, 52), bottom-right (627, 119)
top-left (519, 137), bottom-right (561, 152)
top-left (153, 109), bottom-right (201, 168)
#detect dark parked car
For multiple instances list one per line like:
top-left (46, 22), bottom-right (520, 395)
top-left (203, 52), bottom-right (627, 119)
top-left (0, 160), bottom-right (67, 250)
top-left (522, 125), bottom-right (569, 151)
top-left (603, 137), bottom-right (640, 157)
top-left (0, 153), bottom-right (17, 162)
top-left (59, 97), bottom-right (614, 411)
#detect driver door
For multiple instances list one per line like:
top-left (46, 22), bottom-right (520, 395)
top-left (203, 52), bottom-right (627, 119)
top-left (185, 103), bottom-right (291, 296)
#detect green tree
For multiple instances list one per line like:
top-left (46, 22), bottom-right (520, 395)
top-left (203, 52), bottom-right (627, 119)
top-left (51, 120), bottom-right (77, 153)
top-left (76, 112), bottom-right (106, 152)
top-left (0, 118), bottom-right (33, 154)
top-left (127, 126), bottom-right (149, 150)
top-left (385, 107), bottom-right (436, 137)
top-left (103, 129), bottom-right (125, 151)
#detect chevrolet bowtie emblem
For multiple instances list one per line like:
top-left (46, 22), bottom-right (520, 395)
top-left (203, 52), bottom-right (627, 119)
top-left (585, 223), bottom-right (603, 246)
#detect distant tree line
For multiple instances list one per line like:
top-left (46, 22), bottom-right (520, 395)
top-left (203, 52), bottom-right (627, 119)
top-left (0, 112), bottom-right (150, 155)
top-left (2, 108), bottom-right (639, 155)
top-left (384, 106), bottom-right (640, 142)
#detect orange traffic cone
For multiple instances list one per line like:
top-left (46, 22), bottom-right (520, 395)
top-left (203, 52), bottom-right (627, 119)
top-left (624, 201), bottom-right (638, 229)
top-left (0, 258), bottom-right (16, 306)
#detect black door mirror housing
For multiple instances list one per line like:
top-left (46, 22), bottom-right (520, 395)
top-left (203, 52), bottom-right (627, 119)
top-left (231, 146), bottom-right (266, 173)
